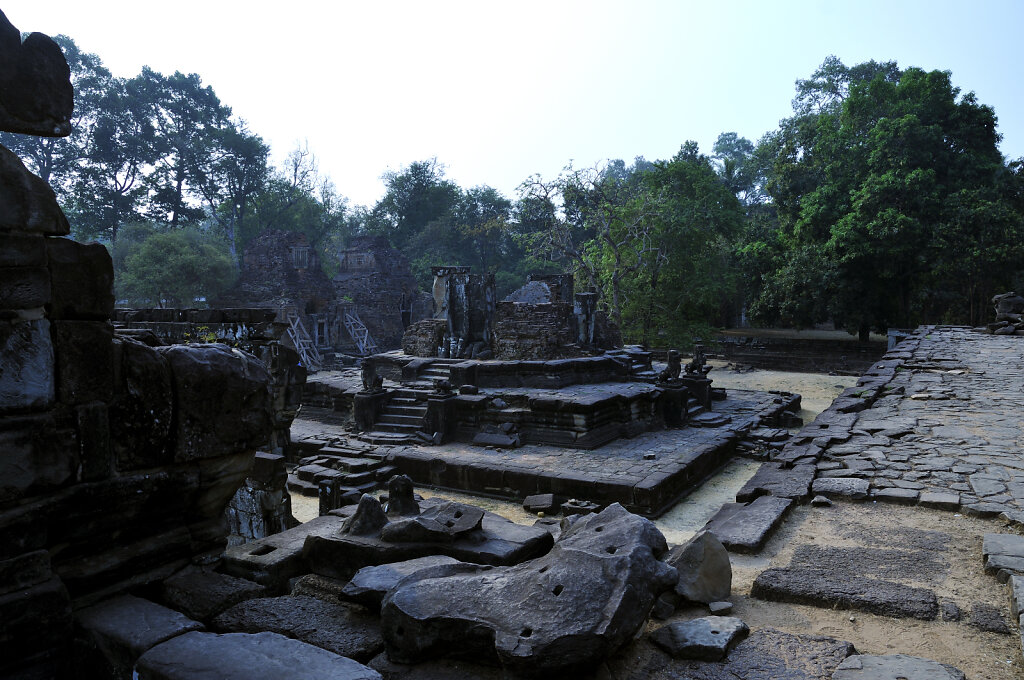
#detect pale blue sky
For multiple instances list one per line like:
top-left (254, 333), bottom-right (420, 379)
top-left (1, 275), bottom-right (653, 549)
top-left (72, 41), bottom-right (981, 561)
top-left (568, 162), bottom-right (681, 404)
top-left (6, 0), bottom-right (1023, 207)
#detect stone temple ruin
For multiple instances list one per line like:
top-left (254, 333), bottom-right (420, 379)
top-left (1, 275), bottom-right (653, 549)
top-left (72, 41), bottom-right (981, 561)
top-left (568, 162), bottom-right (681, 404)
top-left (3, 12), bottom-right (1020, 680)
top-left (216, 230), bottom-right (430, 370)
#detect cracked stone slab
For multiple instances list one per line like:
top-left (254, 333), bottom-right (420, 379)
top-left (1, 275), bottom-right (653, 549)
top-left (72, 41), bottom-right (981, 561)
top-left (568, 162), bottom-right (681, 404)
top-left (751, 566), bottom-right (938, 620)
top-left (702, 496), bottom-right (793, 553)
top-left (832, 653), bottom-right (966, 679)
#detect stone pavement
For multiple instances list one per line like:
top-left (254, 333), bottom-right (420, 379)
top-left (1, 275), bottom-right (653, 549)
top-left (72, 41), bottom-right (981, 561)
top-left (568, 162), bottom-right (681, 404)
top-left (805, 327), bottom-right (1024, 520)
top-left (292, 388), bottom-right (800, 516)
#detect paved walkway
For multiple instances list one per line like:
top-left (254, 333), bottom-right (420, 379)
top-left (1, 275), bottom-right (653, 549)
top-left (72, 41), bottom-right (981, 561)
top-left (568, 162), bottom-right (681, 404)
top-left (814, 327), bottom-right (1024, 520)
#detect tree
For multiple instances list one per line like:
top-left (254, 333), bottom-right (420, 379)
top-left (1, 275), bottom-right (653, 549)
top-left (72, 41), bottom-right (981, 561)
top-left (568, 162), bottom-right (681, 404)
top-left (116, 228), bottom-right (235, 307)
top-left (367, 158), bottom-right (461, 253)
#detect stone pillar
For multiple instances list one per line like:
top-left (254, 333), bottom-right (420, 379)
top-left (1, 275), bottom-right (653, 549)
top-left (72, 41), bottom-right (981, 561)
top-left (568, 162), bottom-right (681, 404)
top-left (574, 292), bottom-right (598, 345)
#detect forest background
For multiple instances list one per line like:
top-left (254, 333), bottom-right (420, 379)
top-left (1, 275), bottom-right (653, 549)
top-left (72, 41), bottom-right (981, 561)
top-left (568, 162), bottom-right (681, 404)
top-left (3, 37), bottom-right (1022, 346)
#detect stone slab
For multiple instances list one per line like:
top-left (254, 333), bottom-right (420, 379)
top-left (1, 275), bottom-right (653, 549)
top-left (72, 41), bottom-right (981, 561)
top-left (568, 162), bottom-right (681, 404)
top-left (649, 616), bottom-right (749, 661)
top-left (157, 567), bottom-right (266, 623)
top-left (832, 653), bottom-right (966, 679)
top-left (75, 594), bottom-right (203, 679)
top-left (212, 595), bottom-right (384, 662)
top-left (751, 567), bottom-right (938, 620)
top-left (340, 555), bottom-right (481, 609)
top-left (134, 631), bottom-right (381, 680)
top-left (811, 477), bottom-right (869, 500)
top-left (702, 495), bottom-right (793, 553)
top-left (735, 462), bottom-right (816, 503)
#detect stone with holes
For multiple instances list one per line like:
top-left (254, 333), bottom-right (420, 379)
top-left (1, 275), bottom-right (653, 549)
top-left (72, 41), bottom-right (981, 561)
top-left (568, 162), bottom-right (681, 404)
top-left (380, 503), bottom-right (677, 677)
top-left (649, 616), bottom-right (749, 661)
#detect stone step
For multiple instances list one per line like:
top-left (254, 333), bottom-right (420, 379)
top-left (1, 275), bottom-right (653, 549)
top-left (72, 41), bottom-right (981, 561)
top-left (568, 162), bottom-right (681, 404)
top-left (377, 414), bottom-right (424, 427)
top-left (385, 404), bottom-right (428, 417)
top-left (286, 474), bottom-right (319, 497)
top-left (375, 422), bottom-right (421, 434)
top-left (356, 431), bottom-right (417, 445)
top-left (320, 455), bottom-right (379, 473)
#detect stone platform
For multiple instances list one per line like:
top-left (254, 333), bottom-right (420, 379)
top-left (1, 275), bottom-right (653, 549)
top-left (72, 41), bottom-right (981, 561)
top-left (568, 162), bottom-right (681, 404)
top-left (292, 388), bottom-right (800, 517)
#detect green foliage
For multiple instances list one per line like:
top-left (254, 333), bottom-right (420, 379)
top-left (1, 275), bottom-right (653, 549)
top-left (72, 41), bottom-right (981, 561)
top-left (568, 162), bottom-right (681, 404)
top-left (116, 228), bottom-right (235, 307)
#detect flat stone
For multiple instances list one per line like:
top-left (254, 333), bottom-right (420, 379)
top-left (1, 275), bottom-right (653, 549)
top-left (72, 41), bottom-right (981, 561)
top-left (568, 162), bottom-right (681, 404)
top-left (158, 567), bottom-right (266, 623)
top-left (703, 496), bottom-right (793, 553)
top-left (982, 533), bottom-right (1024, 559)
top-left (523, 493), bottom-right (563, 514)
top-left (872, 487), bottom-right (919, 504)
top-left (918, 492), bottom-right (960, 511)
top-left (340, 556), bottom-right (486, 609)
top-left (134, 631), bottom-right (381, 680)
top-left (832, 653), bottom-right (966, 679)
top-left (649, 616), bottom-right (749, 661)
top-left (666, 530), bottom-right (731, 604)
top-left (708, 601), bottom-right (733, 615)
top-left (810, 495), bottom-right (833, 507)
top-left (75, 594), bottom-right (204, 679)
top-left (1011, 575), bottom-right (1024, 620)
top-left (811, 477), bottom-right (870, 500)
top-left (211, 595), bottom-right (384, 662)
top-left (751, 567), bottom-right (938, 620)
top-left (736, 463), bottom-right (816, 502)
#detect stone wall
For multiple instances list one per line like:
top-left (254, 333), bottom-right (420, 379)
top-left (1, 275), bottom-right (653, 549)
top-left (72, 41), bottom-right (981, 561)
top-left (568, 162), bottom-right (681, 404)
top-left (491, 301), bottom-right (577, 360)
top-left (0, 20), bottom-right (275, 677)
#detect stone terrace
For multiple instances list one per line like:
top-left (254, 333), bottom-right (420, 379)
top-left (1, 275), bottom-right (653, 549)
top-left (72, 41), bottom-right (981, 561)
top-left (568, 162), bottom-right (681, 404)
top-left (294, 387), bottom-right (799, 516)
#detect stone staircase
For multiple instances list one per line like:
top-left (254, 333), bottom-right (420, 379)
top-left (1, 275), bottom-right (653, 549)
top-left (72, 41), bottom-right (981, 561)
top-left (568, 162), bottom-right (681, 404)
top-left (356, 388), bottom-right (432, 445)
top-left (286, 441), bottom-right (395, 503)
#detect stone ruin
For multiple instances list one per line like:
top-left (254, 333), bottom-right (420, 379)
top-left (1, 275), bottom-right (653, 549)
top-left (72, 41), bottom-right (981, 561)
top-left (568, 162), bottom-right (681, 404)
top-left (217, 230), bottom-right (431, 364)
top-left (982, 291), bottom-right (1024, 335)
top-left (402, 268), bottom-right (620, 360)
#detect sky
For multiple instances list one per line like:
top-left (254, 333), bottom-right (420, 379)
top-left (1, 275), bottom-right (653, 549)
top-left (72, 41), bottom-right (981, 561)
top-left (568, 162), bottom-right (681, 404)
top-left (5, 0), bottom-right (1024, 208)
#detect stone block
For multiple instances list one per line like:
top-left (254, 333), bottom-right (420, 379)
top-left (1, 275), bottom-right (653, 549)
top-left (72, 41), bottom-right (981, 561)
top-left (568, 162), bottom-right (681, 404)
top-left (919, 491), bottom-right (960, 511)
top-left (77, 401), bottom-right (112, 481)
top-left (51, 319), bottom-right (113, 405)
top-left (0, 265), bottom-right (49, 310)
top-left (340, 555), bottom-right (480, 609)
top-left (811, 476), bottom-right (870, 500)
top-left (75, 594), bottom-right (203, 679)
top-left (0, 574), bottom-right (72, 679)
top-left (0, 318), bottom-right (53, 412)
top-left (158, 567), bottom-right (266, 623)
top-left (649, 616), bottom-right (749, 661)
top-left (134, 631), bottom-right (382, 680)
top-left (110, 338), bottom-right (174, 470)
top-left (45, 237), bottom-right (114, 319)
top-left (666, 530), bottom-right (731, 604)
top-left (0, 144), bottom-right (69, 234)
top-left (832, 653), bottom-right (966, 679)
top-left (211, 595), bottom-right (384, 662)
top-left (0, 410), bottom-right (77, 505)
top-left (703, 496), bottom-right (793, 553)
top-left (157, 344), bottom-right (272, 461)
top-left (0, 233), bottom-right (45, 267)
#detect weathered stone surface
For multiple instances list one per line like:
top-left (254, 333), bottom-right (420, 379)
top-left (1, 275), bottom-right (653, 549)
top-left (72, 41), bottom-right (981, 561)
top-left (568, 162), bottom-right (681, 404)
top-left (708, 601), bottom-right (732, 614)
top-left (157, 344), bottom-right (272, 461)
top-left (832, 653), bottom-right (966, 679)
top-left (344, 495), bottom-right (390, 536)
top-left (968, 602), bottom-right (1010, 634)
top-left (0, 10), bottom-right (73, 136)
top-left (212, 595), bottom-right (384, 662)
top-left (984, 552), bottom-right (1024, 583)
top-left (703, 495), bottom-right (793, 553)
top-left (0, 144), bottom-right (69, 233)
top-left (45, 237), bottom-right (114, 319)
top-left (52, 319), bottom-right (114, 404)
top-left (0, 232), bottom-right (45, 267)
top-left (75, 594), bottom-right (203, 679)
top-left (305, 503), bottom-right (553, 581)
top-left (751, 566), bottom-right (938, 620)
top-left (0, 264), bottom-right (49, 309)
top-left (0, 318), bottom-right (53, 412)
top-left (367, 651), bottom-right (505, 680)
top-left (918, 491), bottom-right (960, 511)
top-left (383, 474), bottom-right (420, 516)
top-left (982, 533), bottom-right (1024, 559)
top-left (609, 627), bottom-right (856, 680)
top-left (341, 555), bottom-right (484, 609)
top-left (109, 337), bottom-right (174, 470)
top-left (0, 410), bottom-right (76, 504)
top-left (1010, 574), bottom-right (1024, 620)
top-left (811, 477), bottom-right (869, 500)
top-left (666, 530), bottom-right (731, 604)
top-left (381, 502), bottom-right (485, 543)
top-left (523, 493), bottom-right (563, 514)
top-left (649, 616), bottom-right (749, 661)
top-left (735, 462), bottom-right (815, 503)
top-left (0, 572), bottom-right (72, 679)
top-left (135, 631), bottom-right (381, 680)
top-left (380, 503), bottom-right (677, 676)
top-left (872, 487), bottom-right (919, 504)
top-left (157, 567), bottom-right (266, 623)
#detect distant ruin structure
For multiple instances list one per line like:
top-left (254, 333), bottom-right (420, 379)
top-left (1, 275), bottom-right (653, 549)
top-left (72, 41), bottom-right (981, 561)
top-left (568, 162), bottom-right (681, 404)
top-left (217, 231), bottom-right (430, 367)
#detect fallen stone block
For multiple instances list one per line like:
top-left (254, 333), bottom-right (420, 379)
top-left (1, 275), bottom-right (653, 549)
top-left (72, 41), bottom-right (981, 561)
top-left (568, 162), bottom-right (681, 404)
top-left (919, 491), bottom-right (960, 511)
top-left (75, 594), bottom-right (203, 680)
top-left (212, 595), bottom-right (384, 662)
top-left (751, 566), bottom-right (938, 620)
top-left (523, 493), bottom-right (563, 514)
top-left (380, 503), bottom-right (677, 676)
top-left (134, 631), bottom-right (381, 680)
top-left (649, 616), bottom-right (749, 661)
top-left (832, 653), bottom-right (966, 679)
top-left (666, 530), bottom-right (731, 604)
top-left (702, 495), bottom-right (793, 553)
top-left (341, 556), bottom-right (487, 609)
top-left (872, 487), bottom-right (920, 504)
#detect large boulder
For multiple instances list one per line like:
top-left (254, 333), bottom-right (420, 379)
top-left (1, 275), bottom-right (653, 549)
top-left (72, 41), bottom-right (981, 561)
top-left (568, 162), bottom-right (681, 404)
top-left (666, 530), bottom-right (731, 604)
top-left (380, 503), bottom-right (677, 677)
